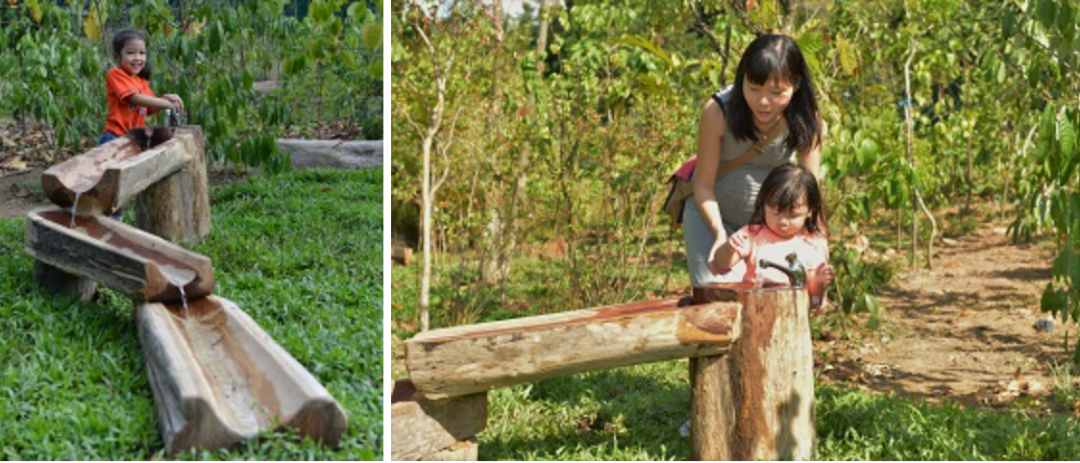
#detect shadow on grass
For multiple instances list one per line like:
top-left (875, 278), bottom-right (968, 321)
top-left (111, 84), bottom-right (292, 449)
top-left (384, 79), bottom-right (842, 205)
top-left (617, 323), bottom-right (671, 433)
top-left (480, 364), bottom-right (693, 460)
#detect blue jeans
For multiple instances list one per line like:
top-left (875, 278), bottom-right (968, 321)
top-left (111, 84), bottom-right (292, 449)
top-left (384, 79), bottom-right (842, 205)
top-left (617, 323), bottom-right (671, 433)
top-left (98, 133), bottom-right (123, 221)
top-left (98, 133), bottom-right (119, 146)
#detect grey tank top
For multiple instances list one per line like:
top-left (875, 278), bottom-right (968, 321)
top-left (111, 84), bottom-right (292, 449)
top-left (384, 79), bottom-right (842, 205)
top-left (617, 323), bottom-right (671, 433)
top-left (710, 86), bottom-right (796, 226)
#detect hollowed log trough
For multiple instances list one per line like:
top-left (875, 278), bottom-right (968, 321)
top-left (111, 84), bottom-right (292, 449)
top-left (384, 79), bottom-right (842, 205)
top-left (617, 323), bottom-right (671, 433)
top-left (137, 295), bottom-right (348, 454)
top-left (405, 297), bottom-right (742, 400)
top-left (25, 207), bottom-right (213, 302)
top-left (42, 127), bottom-right (199, 216)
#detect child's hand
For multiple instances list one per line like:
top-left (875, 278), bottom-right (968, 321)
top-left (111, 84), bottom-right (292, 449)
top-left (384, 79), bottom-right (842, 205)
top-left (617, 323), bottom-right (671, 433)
top-left (815, 262), bottom-right (835, 286)
top-left (163, 94), bottom-right (184, 113)
top-left (728, 232), bottom-right (751, 258)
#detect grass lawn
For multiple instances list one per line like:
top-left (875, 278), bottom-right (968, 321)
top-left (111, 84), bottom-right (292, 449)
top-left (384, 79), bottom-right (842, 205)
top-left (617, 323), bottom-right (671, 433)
top-left (476, 361), bottom-right (1080, 460)
top-left (0, 169), bottom-right (383, 460)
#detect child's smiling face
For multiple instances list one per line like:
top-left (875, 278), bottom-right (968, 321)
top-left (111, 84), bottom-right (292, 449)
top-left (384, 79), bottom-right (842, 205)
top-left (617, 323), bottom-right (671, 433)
top-left (764, 198), bottom-right (810, 239)
top-left (117, 39), bottom-right (147, 76)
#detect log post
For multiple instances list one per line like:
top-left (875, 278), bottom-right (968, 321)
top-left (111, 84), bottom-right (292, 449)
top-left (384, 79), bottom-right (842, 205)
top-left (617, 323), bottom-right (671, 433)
top-left (135, 127), bottom-right (211, 244)
top-left (691, 287), bottom-right (815, 461)
top-left (391, 379), bottom-right (486, 461)
top-left (32, 260), bottom-right (97, 302)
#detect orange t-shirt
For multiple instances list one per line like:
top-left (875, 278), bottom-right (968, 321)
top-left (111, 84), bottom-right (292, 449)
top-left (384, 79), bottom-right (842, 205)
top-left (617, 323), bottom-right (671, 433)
top-left (103, 68), bottom-right (155, 136)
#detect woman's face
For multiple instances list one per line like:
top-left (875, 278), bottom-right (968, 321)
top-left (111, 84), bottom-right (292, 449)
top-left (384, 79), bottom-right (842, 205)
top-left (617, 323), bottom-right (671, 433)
top-left (743, 77), bottom-right (795, 129)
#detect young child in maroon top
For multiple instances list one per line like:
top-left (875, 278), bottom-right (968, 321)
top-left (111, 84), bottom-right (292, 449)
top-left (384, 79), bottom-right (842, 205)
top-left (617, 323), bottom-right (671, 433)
top-left (712, 164), bottom-right (834, 311)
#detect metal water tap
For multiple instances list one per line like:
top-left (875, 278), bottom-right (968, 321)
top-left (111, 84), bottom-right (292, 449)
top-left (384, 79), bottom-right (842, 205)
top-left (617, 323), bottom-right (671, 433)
top-left (163, 108), bottom-right (181, 127)
top-left (758, 252), bottom-right (806, 288)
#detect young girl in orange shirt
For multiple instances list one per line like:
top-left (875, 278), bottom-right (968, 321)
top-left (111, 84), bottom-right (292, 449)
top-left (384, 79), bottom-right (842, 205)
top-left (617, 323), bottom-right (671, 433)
top-left (99, 29), bottom-right (184, 145)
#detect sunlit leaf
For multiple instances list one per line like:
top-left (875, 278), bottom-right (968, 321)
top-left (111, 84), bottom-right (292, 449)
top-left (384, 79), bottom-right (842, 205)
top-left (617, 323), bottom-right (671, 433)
top-left (836, 34), bottom-right (858, 77)
top-left (25, 0), bottom-right (41, 24)
top-left (362, 22), bottom-right (381, 49)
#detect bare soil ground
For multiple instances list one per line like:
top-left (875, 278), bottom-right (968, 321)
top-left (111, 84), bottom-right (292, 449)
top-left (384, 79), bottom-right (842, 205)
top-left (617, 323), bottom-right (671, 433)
top-left (817, 219), bottom-right (1078, 412)
top-left (0, 168), bottom-right (48, 219)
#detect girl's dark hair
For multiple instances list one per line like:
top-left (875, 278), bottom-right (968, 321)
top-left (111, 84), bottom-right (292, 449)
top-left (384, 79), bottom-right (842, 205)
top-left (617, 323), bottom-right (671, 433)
top-left (111, 29), bottom-right (151, 79)
top-left (748, 164), bottom-right (825, 235)
top-left (728, 34), bottom-right (821, 154)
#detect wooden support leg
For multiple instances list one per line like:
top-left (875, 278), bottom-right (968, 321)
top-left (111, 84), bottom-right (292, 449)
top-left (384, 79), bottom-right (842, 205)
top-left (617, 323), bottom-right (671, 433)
top-left (135, 141), bottom-right (211, 244)
top-left (690, 355), bottom-right (734, 460)
top-left (391, 379), bottom-right (486, 461)
top-left (690, 288), bottom-right (815, 461)
top-left (32, 260), bottom-right (96, 302)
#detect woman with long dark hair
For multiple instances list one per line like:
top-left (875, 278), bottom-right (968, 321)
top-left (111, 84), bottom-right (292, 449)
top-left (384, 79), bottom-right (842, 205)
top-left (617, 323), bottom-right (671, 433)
top-left (683, 34), bottom-right (824, 290)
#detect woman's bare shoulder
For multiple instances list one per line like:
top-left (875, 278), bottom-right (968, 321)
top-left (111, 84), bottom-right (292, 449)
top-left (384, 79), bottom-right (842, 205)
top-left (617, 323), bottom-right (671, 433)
top-left (699, 97), bottom-right (727, 135)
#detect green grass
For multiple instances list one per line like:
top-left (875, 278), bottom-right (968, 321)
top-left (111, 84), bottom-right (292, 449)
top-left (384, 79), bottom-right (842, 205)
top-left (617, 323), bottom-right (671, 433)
top-left (0, 169), bottom-right (382, 460)
top-left (474, 360), bottom-right (1080, 460)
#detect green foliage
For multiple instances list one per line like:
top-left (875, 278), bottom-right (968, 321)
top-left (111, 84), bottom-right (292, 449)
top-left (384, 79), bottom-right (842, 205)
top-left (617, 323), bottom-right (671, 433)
top-left (825, 247), bottom-right (894, 331)
top-left (0, 1), bottom-right (381, 171)
top-left (0, 169), bottom-right (383, 459)
top-left (1005, 0), bottom-right (1080, 329)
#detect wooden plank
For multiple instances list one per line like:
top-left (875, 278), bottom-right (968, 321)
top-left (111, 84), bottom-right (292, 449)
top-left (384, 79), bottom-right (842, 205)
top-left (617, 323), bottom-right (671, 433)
top-left (25, 207), bottom-right (214, 302)
top-left (134, 127), bottom-right (212, 244)
top-left (391, 379), bottom-right (487, 461)
top-left (692, 288), bottom-right (815, 461)
top-left (41, 128), bottom-right (195, 215)
top-left (405, 298), bottom-right (741, 400)
top-left (137, 296), bottom-right (348, 455)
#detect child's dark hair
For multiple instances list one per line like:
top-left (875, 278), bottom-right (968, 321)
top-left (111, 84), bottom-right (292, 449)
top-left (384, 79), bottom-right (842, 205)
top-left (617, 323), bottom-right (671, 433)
top-left (111, 29), bottom-right (151, 79)
top-left (728, 34), bottom-right (822, 155)
top-left (749, 164), bottom-right (826, 235)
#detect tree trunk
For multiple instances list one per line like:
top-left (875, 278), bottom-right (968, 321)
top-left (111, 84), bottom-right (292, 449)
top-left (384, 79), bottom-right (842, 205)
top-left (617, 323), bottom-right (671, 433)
top-left (406, 298), bottom-right (740, 400)
top-left (134, 127), bottom-right (212, 244)
top-left (691, 288), bottom-right (814, 461)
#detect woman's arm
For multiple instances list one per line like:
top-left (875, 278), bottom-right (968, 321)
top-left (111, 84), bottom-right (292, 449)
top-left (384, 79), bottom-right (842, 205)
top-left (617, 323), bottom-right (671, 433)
top-left (796, 118), bottom-right (825, 178)
top-left (693, 98), bottom-right (727, 241)
top-left (712, 228), bottom-right (750, 273)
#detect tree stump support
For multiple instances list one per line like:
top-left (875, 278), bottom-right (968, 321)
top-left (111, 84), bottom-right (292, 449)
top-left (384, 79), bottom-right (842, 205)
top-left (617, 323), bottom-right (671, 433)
top-left (135, 126), bottom-right (212, 244)
top-left (690, 287), bottom-right (815, 461)
top-left (391, 379), bottom-right (486, 461)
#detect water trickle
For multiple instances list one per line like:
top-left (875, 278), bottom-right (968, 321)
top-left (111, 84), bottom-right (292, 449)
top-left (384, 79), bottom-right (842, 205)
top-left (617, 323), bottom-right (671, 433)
top-left (69, 191), bottom-right (83, 228)
top-left (178, 285), bottom-right (189, 318)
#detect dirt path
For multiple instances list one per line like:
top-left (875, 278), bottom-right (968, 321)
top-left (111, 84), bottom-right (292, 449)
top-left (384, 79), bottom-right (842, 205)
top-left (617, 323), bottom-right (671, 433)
top-left (0, 169), bottom-right (49, 219)
top-left (817, 220), bottom-right (1077, 410)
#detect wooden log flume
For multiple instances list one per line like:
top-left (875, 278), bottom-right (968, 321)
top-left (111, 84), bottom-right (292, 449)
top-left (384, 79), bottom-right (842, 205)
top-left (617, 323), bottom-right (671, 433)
top-left (41, 127), bottom-right (198, 215)
top-left (137, 296), bottom-right (348, 455)
top-left (24, 207), bottom-right (213, 301)
top-left (405, 298), bottom-right (742, 400)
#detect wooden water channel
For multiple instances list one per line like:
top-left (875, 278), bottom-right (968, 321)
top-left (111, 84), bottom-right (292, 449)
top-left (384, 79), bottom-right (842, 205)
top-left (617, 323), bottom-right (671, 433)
top-left (25, 127), bottom-right (346, 455)
top-left (394, 287), bottom-right (815, 460)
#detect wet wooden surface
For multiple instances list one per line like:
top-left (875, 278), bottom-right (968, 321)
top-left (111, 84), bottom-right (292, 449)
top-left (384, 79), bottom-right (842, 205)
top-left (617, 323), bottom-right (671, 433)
top-left (137, 296), bottom-right (348, 455)
top-left (25, 207), bottom-right (214, 301)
